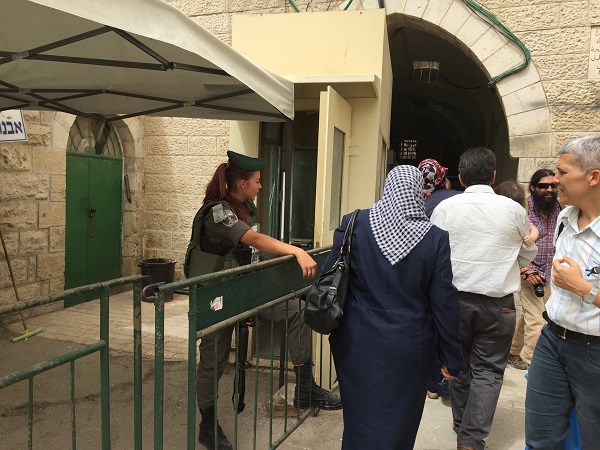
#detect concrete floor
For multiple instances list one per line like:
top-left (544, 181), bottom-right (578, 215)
top-left (1, 291), bottom-right (528, 449)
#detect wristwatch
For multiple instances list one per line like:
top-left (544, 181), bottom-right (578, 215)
top-left (583, 285), bottom-right (599, 304)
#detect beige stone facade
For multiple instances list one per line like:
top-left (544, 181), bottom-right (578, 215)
top-left (1, 0), bottom-right (600, 311)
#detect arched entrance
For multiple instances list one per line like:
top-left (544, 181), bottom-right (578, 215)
top-left (65, 118), bottom-right (123, 297)
top-left (385, 0), bottom-right (551, 183)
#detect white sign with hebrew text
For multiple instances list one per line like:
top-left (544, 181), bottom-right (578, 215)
top-left (0, 110), bottom-right (27, 142)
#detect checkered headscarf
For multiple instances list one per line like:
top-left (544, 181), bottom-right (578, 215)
top-left (418, 158), bottom-right (448, 199)
top-left (369, 165), bottom-right (432, 265)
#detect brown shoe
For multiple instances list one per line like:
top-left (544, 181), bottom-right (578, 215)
top-left (508, 354), bottom-right (528, 370)
top-left (457, 445), bottom-right (476, 450)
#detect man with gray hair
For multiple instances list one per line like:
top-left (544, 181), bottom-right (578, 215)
top-left (431, 147), bottom-right (537, 450)
top-left (525, 135), bottom-right (600, 449)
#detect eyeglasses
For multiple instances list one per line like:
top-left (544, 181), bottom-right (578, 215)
top-left (536, 183), bottom-right (558, 190)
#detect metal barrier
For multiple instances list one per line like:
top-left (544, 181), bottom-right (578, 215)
top-left (0, 247), bottom-right (335, 450)
top-left (150, 246), bottom-right (336, 450)
top-left (0, 276), bottom-right (145, 450)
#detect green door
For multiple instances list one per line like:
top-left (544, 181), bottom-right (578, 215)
top-left (65, 152), bottom-right (122, 302)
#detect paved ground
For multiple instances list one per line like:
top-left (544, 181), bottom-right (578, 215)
top-left (1, 291), bottom-right (528, 449)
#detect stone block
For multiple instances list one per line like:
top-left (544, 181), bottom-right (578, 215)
top-left (173, 231), bottom-right (190, 251)
top-left (216, 137), bottom-right (230, 156)
top-left (38, 252), bottom-right (65, 280)
top-left (50, 175), bottom-right (66, 202)
top-left (145, 193), bottom-right (170, 212)
top-left (494, 60), bottom-right (543, 97)
top-left (439, 2), bottom-right (472, 36)
top-left (456, 13), bottom-right (492, 48)
top-left (422, 0), bottom-right (453, 25)
top-left (0, 257), bottom-right (27, 288)
top-left (507, 107), bottom-right (552, 136)
top-left (144, 230), bottom-right (173, 250)
top-left (561, 2), bottom-right (589, 27)
top-left (0, 282), bottom-right (41, 305)
top-left (169, 0), bottom-right (226, 15)
top-left (384, 0), bottom-right (407, 14)
top-left (509, 133), bottom-right (553, 158)
top-left (0, 173), bottom-right (49, 201)
top-left (171, 118), bottom-right (228, 136)
top-left (172, 156), bottom-right (212, 175)
top-left (551, 106), bottom-right (600, 130)
top-left (32, 147), bottom-right (66, 174)
top-left (404, 0), bottom-right (428, 18)
top-left (502, 82), bottom-right (548, 116)
top-left (24, 123), bottom-right (52, 146)
top-left (534, 157), bottom-right (560, 172)
top-left (39, 202), bottom-right (65, 228)
top-left (534, 54), bottom-right (588, 80)
top-left (0, 230), bottom-right (18, 258)
top-left (544, 80), bottom-right (600, 106)
top-left (53, 112), bottom-right (76, 129)
top-left (0, 202), bottom-right (38, 229)
top-left (19, 230), bottom-right (48, 254)
top-left (552, 131), bottom-right (600, 154)
top-left (49, 277), bottom-right (65, 294)
top-left (40, 111), bottom-right (55, 126)
top-left (169, 194), bottom-right (203, 213)
top-left (144, 117), bottom-right (173, 136)
top-left (484, 42), bottom-right (527, 81)
top-left (145, 136), bottom-right (188, 156)
top-left (123, 240), bottom-right (142, 259)
top-left (144, 174), bottom-right (203, 195)
top-left (523, 27), bottom-right (589, 56)
top-left (49, 226), bottom-right (65, 252)
top-left (28, 256), bottom-right (36, 282)
top-left (187, 136), bottom-right (218, 156)
top-left (22, 111), bottom-right (40, 123)
top-left (517, 157), bottom-right (537, 183)
top-left (0, 144), bottom-right (31, 171)
top-left (493, 5), bottom-right (560, 32)
top-left (51, 121), bottom-right (70, 149)
top-left (145, 155), bottom-right (175, 174)
top-left (144, 212), bottom-right (180, 232)
top-left (471, 28), bottom-right (509, 64)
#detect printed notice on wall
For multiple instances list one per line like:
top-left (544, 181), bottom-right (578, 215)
top-left (0, 110), bottom-right (27, 142)
top-left (589, 27), bottom-right (600, 79)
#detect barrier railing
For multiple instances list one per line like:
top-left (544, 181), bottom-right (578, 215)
top-left (149, 246), bottom-right (335, 450)
top-left (0, 276), bottom-right (145, 450)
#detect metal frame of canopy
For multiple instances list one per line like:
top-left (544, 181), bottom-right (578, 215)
top-left (0, 0), bottom-right (294, 122)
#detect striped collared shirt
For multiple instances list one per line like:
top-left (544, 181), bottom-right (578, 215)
top-left (546, 206), bottom-right (600, 335)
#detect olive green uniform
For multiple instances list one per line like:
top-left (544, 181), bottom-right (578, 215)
top-left (186, 200), bottom-right (311, 410)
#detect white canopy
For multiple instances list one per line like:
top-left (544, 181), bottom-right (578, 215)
top-left (0, 0), bottom-right (294, 122)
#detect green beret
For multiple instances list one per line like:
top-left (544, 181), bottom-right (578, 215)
top-left (227, 150), bottom-right (266, 171)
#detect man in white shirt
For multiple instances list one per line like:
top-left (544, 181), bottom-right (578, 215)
top-left (525, 135), bottom-right (600, 449)
top-left (431, 147), bottom-right (537, 450)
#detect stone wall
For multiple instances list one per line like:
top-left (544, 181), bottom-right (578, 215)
top-left (0, 112), bottom-right (65, 310)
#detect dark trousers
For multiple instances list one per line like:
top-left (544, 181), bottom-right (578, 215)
top-left (525, 326), bottom-right (600, 449)
top-left (451, 292), bottom-right (516, 450)
top-left (196, 299), bottom-right (312, 410)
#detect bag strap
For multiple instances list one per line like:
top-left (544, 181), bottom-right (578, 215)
top-left (340, 209), bottom-right (360, 257)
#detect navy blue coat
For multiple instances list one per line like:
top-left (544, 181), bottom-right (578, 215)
top-left (325, 209), bottom-right (462, 449)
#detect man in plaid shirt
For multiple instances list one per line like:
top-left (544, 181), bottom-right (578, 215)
top-left (509, 169), bottom-right (561, 370)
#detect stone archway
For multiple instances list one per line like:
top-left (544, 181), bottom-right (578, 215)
top-left (384, 0), bottom-right (552, 182)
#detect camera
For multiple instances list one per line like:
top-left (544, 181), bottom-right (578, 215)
top-left (533, 275), bottom-right (546, 297)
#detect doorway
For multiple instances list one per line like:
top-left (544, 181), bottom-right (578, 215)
top-left (65, 118), bottom-right (123, 304)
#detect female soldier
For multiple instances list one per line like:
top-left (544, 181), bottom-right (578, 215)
top-left (186, 151), bottom-right (342, 450)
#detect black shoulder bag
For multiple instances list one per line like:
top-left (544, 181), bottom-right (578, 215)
top-left (304, 209), bottom-right (360, 334)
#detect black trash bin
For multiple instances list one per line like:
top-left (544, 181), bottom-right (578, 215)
top-left (138, 258), bottom-right (176, 302)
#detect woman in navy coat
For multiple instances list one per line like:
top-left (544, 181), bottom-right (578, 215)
top-left (325, 165), bottom-right (463, 449)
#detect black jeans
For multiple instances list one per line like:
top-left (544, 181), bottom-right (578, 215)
top-left (451, 292), bottom-right (516, 450)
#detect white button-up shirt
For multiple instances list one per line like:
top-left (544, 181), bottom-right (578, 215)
top-left (431, 185), bottom-right (537, 298)
top-left (547, 206), bottom-right (600, 335)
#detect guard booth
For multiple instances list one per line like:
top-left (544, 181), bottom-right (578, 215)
top-left (229, 9), bottom-right (393, 386)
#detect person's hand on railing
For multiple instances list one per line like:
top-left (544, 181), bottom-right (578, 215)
top-left (293, 249), bottom-right (317, 279)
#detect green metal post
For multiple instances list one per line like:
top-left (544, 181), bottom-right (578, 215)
top-left (133, 280), bottom-right (142, 450)
top-left (187, 284), bottom-right (199, 450)
top-left (71, 361), bottom-right (77, 450)
top-left (99, 287), bottom-right (111, 450)
top-left (28, 377), bottom-right (33, 450)
top-left (154, 290), bottom-right (165, 450)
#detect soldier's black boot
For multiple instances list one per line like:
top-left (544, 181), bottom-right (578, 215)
top-left (198, 405), bottom-right (233, 450)
top-left (293, 363), bottom-right (342, 410)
